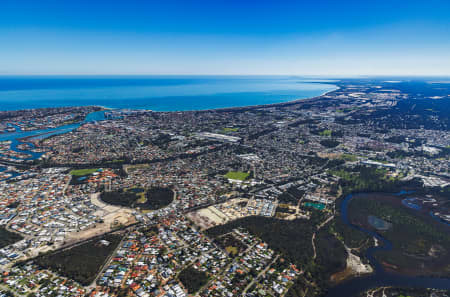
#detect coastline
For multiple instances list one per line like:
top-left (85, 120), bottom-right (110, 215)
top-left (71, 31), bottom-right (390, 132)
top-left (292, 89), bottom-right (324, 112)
top-left (0, 84), bottom-right (339, 165)
top-left (189, 85), bottom-right (340, 113)
top-left (98, 85), bottom-right (340, 114)
top-left (0, 81), bottom-right (339, 114)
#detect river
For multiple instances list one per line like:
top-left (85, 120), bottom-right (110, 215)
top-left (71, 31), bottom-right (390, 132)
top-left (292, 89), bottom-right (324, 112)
top-left (0, 111), bottom-right (105, 179)
top-left (325, 193), bottom-right (450, 297)
top-left (0, 110), bottom-right (105, 143)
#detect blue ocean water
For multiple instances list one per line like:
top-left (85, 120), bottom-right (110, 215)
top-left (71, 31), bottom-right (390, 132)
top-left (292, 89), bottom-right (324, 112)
top-left (0, 76), bottom-right (337, 111)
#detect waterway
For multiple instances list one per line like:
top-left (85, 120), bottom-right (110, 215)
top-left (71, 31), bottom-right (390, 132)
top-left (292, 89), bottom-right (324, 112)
top-left (0, 111), bottom-right (106, 180)
top-left (0, 110), bottom-right (105, 143)
top-left (325, 193), bottom-right (450, 297)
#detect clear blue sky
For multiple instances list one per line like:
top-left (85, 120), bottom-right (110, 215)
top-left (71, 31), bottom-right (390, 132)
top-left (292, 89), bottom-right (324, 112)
top-left (1, 0), bottom-right (449, 76)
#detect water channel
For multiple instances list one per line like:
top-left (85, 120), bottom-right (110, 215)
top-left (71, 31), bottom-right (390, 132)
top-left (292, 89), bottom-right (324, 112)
top-left (326, 193), bottom-right (450, 297)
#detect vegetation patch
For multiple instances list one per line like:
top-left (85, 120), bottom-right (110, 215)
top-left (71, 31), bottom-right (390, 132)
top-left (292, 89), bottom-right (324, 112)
top-left (320, 139), bottom-right (340, 148)
top-left (357, 287), bottom-right (447, 297)
top-left (34, 234), bottom-right (122, 285)
top-left (225, 246), bottom-right (238, 256)
top-left (206, 213), bottom-right (326, 268)
top-left (178, 266), bottom-right (209, 294)
top-left (69, 168), bottom-right (99, 176)
top-left (311, 128), bottom-right (343, 137)
top-left (276, 206), bottom-right (296, 214)
top-left (225, 171), bottom-right (250, 181)
top-left (331, 216), bottom-right (372, 250)
top-left (348, 194), bottom-right (450, 277)
top-left (340, 154), bottom-right (358, 162)
top-left (214, 233), bottom-right (247, 257)
top-left (286, 222), bottom-right (348, 297)
top-left (206, 213), bottom-right (351, 297)
top-left (319, 129), bottom-right (332, 136)
top-left (0, 227), bottom-right (23, 249)
top-left (329, 165), bottom-right (422, 197)
top-left (6, 201), bottom-right (20, 209)
top-left (278, 187), bottom-right (304, 204)
top-left (100, 189), bottom-right (137, 207)
top-left (315, 227), bottom-right (348, 280)
top-left (223, 127), bottom-right (239, 132)
top-left (144, 187), bottom-right (174, 210)
top-left (100, 187), bottom-right (173, 210)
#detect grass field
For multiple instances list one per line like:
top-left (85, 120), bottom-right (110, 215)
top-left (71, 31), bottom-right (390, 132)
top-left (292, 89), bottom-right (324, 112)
top-left (223, 127), bottom-right (239, 132)
top-left (340, 154), bottom-right (358, 162)
top-left (69, 168), bottom-right (99, 176)
top-left (319, 129), bottom-right (332, 136)
top-left (225, 171), bottom-right (249, 181)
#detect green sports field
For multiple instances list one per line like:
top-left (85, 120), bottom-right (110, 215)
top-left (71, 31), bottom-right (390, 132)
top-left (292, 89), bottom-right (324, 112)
top-left (225, 171), bottom-right (249, 181)
top-left (69, 168), bottom-right (99, 176)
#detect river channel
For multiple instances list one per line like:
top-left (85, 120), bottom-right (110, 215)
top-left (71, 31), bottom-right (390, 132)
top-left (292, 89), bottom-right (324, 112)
top-left (325, 193), bottom-right (450, 297)
top-left (0, 111), bottom-right (105, 180)
top-left (0, 111), bottom-right (105, 159)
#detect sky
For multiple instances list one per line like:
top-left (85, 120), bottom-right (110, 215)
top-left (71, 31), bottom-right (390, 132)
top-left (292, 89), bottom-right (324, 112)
top-left (0, 0), bottom-right (449, 76)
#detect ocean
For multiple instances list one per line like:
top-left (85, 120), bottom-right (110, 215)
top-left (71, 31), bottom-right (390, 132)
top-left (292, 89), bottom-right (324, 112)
top-left (0, 76), bottom-right (337, 111)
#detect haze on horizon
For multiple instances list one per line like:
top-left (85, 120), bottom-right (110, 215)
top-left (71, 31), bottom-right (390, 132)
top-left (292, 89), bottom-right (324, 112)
top-left (1, 0), bottom-right (449, 77)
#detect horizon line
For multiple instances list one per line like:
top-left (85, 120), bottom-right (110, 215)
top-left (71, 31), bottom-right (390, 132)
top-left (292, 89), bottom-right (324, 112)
top-left (0, 74), bottom-right (450, 78)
